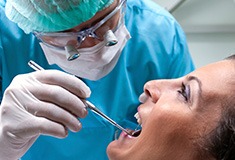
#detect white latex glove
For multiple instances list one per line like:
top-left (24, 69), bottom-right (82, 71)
top-left (0, 70), bottom-right (91, 160)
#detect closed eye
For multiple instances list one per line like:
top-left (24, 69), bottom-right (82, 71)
top-left (178, 82), bottom-right (190, 102)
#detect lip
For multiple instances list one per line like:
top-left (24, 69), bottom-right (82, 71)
top-left (116, 127), bottom-right (142, 144)
top-left (114, 107), bottom-right (144, 144)
top-left (138, 106), bottom-right (141, 113)
top-left (117, 130), bottom-right (137, 143)
top-left (111, 129), bottom-right (142, 153)
top-left (121, 130), bottom-right (134, 138)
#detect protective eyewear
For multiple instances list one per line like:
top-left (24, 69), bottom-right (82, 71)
top-left (34, 0), bottom-right (126, 61)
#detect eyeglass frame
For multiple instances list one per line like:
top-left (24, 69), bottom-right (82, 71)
top-left (34, 0), bottom-right (127, 50)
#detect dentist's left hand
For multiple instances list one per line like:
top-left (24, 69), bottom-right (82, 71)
top-left (0, 70), bottom-right (91, 160)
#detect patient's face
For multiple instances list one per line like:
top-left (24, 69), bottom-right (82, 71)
top-left (107, 60), bottom-right (235, 160)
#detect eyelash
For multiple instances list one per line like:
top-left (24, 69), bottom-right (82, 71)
top-left (178, 83), bottom-right (189, 102)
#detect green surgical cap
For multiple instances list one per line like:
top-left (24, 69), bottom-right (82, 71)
top-left (5, 0), bottom-right (114, 34)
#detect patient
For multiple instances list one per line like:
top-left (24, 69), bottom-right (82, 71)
top-left (107, 54), bottom-right (235, 160)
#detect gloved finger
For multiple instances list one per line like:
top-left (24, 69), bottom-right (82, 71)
top-left (34, 70), bottom-right (91, 98)
top-left (27, 100), bottom-right (82, 132)
top-left (22, 117), bottom-right (70, 139)
top-left (29, 82), bottom-right (88, 118)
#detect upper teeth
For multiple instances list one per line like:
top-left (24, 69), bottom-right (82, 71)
top-left (134, 112), bottom-right (142, 125)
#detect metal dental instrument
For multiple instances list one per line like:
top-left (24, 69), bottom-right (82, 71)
top-left (28, 60), bottom-right (132, 135)
top-left (28, 60), bottom-right (45, 71)
top-left (84, 101), bottom-right (132, 135)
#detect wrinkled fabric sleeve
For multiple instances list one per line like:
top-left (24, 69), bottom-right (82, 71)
top-left (125, 0), bottom-right (195, 81)
top-left (166, 20), bottom-right (195, 78)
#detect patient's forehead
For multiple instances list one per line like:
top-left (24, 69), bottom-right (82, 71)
top-left (188, 60), bottom-right (235, 104)
top-left (193, 60), bottom-right (234, 86)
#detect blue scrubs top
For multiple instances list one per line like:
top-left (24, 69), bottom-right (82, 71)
top-left (0, 0), bottom-right (195, 159)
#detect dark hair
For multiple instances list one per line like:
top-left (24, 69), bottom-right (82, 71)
top-left (225, 54), bottom-right (235, 60)
top-left (204, 54), bottom-right (235, 160)
top-left (207, 100), bottom-right (235, 160)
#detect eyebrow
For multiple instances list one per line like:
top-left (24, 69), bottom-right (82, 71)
top-left (187, 75), bottom-right (203, 105)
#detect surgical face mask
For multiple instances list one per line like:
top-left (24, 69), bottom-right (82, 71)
top-left (40, 24), bottom-right (131, 80)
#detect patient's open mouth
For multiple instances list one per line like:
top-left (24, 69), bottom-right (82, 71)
top-left (130, 112), bottom-right (142, 137)
top-left (115, 112), bottom-right (142, 139)
top-left (131, 129), bottom-right (141, 137)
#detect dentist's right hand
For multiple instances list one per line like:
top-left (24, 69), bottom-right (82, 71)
top-left (0, 70), bottom-right (91, 160)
